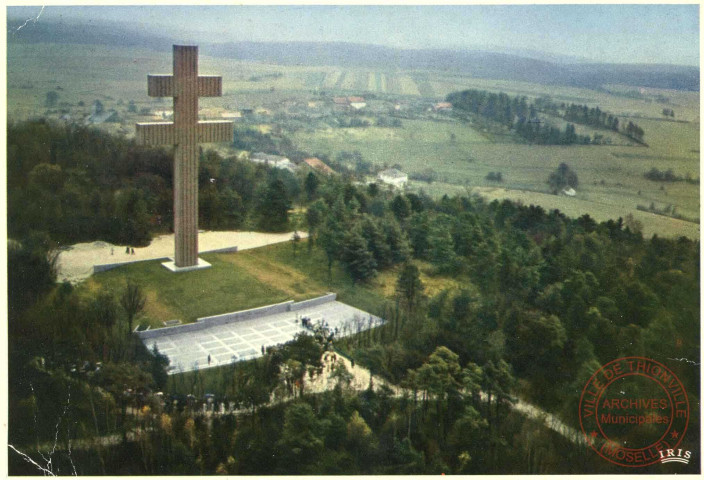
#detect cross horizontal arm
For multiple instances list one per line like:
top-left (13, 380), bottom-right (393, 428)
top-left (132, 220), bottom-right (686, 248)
top-left (147, 75), bottom-right (173, 97)
top-left (148, 75), bottom-right (222, 98)
top-left (197, 76), bottom-right (223, 97)
top-left (135, 122), bottom-right (174, 145)
top-left (135, 121), bottom-right (232, 145)
top-left (197, 121), bottom-right (234, 143)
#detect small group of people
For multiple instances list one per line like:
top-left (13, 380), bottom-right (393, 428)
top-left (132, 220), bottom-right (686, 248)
top-left (113, 246), bottom-right (136, 255)
top-left (323, 351), bottom-right (338, 373)
top-left (323, 351), bottom-right (337, 364)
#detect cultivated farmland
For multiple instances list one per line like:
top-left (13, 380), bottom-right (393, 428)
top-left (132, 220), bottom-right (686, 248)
top-left (7, 41), bottom-right (699, 238)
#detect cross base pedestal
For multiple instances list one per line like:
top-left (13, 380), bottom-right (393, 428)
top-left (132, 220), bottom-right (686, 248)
top-left (161, 258), bottom-right (212, 273)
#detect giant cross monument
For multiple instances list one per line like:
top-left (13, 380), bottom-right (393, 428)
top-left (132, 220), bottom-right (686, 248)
top-left (136, 45), bottom-right (234, 272)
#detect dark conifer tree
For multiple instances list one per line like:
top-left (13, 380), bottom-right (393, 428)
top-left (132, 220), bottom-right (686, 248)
top-left (257, 178), bottom-right (291, 232)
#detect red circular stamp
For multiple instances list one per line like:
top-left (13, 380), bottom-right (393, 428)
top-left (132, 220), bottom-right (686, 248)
top-left (579, 357), bottom-right (689, 467)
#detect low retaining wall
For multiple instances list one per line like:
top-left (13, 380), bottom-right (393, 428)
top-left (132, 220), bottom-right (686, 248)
top-left (289, 292), bottom-right (337, 311)
top-left (198, 300), bottom-right (294, 328)
top-left (201, 246), bottom-right (239, 254)
top-left (93, 245), bottom-right (238, 275)
top-left (138, 319), bottom-right (210, 339)
top-left (94, 257), bottom-right (171, 274)
top-left (136, 293), bottom-right (337, 341)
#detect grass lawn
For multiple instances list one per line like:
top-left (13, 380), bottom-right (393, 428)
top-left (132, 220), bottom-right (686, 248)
top-left (83, 252), bottom-right (292, 327)
top-left (83, 242), bottom-right (392, 328)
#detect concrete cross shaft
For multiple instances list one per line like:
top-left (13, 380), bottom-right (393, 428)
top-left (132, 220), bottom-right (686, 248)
top-left (136, 45), bottom-right (233, 269)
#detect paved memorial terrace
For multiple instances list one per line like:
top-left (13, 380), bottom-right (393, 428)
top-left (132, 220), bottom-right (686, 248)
top-left (56, 230), bottom-right (307, 284)
top-left (137, 294), bottom-right (382, 373)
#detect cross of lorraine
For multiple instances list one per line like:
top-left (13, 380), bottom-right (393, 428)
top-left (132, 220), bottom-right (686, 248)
top-left (136, 45), bottom-right (234, 272)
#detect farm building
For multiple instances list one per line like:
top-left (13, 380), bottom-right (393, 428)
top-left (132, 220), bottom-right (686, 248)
top-left (87, 110), bottom-right (119, 124)
top-left (348, 96), bottom-right (367, 110)
top-left (250, 152), bottom-right (298, 173)
top-left (304, 157), bottom-right (336, 175)
top-left (274, 158), bottom-right (298, 173)
top-left (153, 110), bottom-right (174, 120)
top-left (250, 152), bottom-right (286, 165)
top-left (221, 111), bottom-right (242, 119)
top-left (332, 96), bottom-right (367, 110)
top-left (433, 102), bottom-right (453, 111)
top-left (86, 100), bottom-right (119, 124)
top-left (333, 97), bottom-right (348, 106)
top-left (378, 168), bottom-right (408, 188)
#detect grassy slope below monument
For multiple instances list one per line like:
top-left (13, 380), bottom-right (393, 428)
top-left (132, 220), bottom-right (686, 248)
top-left (82, 242), bottom-right (394, 327)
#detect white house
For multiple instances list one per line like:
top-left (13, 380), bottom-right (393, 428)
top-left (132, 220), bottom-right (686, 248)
top-left (348, 96), bottom-right (367, 110)
top-left (333, 96), bottom-right (367, 110)
top-left (250, 152), bottom-right (298, 172)
top-left (250, 152), bottom-right (286, 165)
top-left (378, 168), bottom-right (408, 188)
top-left (274, 158), bottom-right (298, 173)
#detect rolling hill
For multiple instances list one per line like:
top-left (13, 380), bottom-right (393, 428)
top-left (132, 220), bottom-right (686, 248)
top-left (8, 18), bottom-right (699, 92)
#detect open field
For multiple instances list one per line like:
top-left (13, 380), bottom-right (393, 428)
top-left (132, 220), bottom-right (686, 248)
top-left (8, 42), bottom-right (699, 237)
top-left (293, 117), bottom-right (491, 168)
top-left (295, 125), bottom-right (699, 235)
top-left (10, 42), bottom-right (699, 117)
top-left (428, 75), bottom-right (700, 122)
top-left (472, 186), bottom-right (699, 239)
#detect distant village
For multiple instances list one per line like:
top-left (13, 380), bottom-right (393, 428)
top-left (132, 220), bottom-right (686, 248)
top-left (40, 88), bottom-right (454, 189)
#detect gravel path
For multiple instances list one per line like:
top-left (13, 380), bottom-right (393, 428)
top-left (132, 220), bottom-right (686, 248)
top-left (56, 230), bottom-right (307, 284)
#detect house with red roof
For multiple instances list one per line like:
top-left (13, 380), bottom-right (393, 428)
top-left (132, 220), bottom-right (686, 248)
top-left (303, 157), bottom-right (336, 175)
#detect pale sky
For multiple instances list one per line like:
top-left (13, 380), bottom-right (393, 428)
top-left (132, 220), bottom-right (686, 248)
top-left (7, 4), bottom-right (700, 66)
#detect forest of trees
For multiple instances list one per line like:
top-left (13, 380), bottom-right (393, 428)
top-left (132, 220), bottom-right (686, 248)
top-left (447, 89), bottom-right (646, 145)
top-left (644, 167), bottom-right (699, 184)
top-left (535, 96), bottom-right (646, 144)
top-left (447, 89), bottom-right (591, 145)
top-left (7, 120), bottom-right (303, 247)
top-left (8, 120), bottom-right (698, 474)
top-left (560, 103), bottom-right (644, 144)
